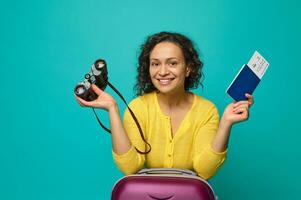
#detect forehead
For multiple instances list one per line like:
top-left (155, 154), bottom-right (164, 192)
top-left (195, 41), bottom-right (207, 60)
top-left (150, 42), bottom-right (184, 59)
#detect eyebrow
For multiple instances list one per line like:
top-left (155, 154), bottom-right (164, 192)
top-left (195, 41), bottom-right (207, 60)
top-left (150, 57), bottom-right (179, 61)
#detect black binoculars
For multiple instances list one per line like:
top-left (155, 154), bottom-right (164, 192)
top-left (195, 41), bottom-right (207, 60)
top-left (74, 59), bottom-right (108, 101)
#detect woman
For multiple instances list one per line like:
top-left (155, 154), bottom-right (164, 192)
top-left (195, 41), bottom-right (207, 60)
top-left (75, 32), bottom-right (253, 180)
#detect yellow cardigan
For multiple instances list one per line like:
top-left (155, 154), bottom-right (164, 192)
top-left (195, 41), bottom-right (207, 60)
top-left (112, 92), bottom-right (227, 180)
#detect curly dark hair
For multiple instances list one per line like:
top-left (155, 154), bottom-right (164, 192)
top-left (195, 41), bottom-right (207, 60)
top-left (134, 31), bottom-right (204, 96)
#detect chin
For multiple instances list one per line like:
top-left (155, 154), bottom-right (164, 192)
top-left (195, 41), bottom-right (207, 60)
top-left (156, 87), bottom-right (180, 95)
top-left (153, 84), bottom-right (171, 93)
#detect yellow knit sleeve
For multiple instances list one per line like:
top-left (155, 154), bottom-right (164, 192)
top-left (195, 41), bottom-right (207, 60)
top-left (193, 104), bottom-right (227, 180)
top-left (112, 97), bottom-right (147, 175)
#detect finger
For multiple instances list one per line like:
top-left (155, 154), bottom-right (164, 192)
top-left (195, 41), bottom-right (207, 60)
top-left (234, 103), bottom-right (249, 109)
top-left (74, 95), bottom-right (85, 107)
top-left (75, 95), bottom-right (85, 106)
top-left (245, 93), bottom-right (254, 106)
top-left (234, 108), bottom-right (249, 120)
top-left (238, 110), bottom-right (249, 120)
top-left (233, 100), bottom-right (249, 108)
top-left (76, 101), bottom-right (84, 107)
top-left (233, 107), bottom-right (248, 114)
top-left (75, 95), bottom-right (93, 107)
top-left (76, 99), bottom-right (85, 107)
top-left (91, 84), bottom-right (103, 96)
top-left (241, 109), bottom-right (249, 119)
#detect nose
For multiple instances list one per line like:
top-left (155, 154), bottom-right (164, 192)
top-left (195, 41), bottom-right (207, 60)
top-left (158, 65), bottom-right (169, 76)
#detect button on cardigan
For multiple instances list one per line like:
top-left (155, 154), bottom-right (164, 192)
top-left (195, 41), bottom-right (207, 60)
top-left (112, 92), bottom-right (227, 180)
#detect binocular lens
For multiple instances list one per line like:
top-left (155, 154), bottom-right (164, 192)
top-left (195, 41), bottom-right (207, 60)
top-left (96, 62), bottom-right (105, 70)
top-left (85, 73), bottom-right (91, 79)
top-left (75, 85), bottom-right (85, 95)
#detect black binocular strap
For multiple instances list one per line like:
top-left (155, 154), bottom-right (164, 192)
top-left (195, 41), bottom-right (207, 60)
top-left (92, 81), bottom-right (151, 154)
top-left (92, 108), bottom-right (111, 133)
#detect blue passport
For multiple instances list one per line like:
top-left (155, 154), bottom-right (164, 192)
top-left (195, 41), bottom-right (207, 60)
top-left (226, 51), bottom-right (269, 101)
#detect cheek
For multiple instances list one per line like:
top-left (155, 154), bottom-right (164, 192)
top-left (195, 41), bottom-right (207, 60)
top-left (149, 67), bottom-right (158, 78)
top-left (149, 68), bottom-right (153, 76)
top-left (148, 69), bottom-right (156, 83)
top-left (171, 68), bottom-right (186, 79)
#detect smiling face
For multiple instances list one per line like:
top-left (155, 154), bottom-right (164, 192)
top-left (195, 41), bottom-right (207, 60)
top-left (149, 42), bottom-right (190, 95)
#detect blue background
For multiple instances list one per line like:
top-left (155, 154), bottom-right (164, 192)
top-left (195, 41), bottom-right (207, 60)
top-left (1, 0), bottom-right (300, 199)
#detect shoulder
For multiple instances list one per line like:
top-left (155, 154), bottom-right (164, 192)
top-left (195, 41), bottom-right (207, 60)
top-left (125, 92), bottom-right (156, 116)
top-left (128, 92), bottom-right (155, 108)
top-left (191, 94), bottom-right (219, 122)
top-left (193, 94), bottom-right (218, 111)
top-left (123, 92), bottom-right (156, 122)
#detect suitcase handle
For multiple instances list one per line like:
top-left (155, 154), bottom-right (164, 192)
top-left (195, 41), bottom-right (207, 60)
top-left (137, 168), bottom-right (197, 176)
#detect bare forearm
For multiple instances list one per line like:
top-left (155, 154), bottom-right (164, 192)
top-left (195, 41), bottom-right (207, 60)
top-left (108, 104), bottom-right (132, 154)
top-left (211, 118), bottom-right (232, 152)
top-left (212, 94), bottom-right (254, 152)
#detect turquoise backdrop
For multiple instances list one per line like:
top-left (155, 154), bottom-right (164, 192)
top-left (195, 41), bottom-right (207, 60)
top-left (1, 0), bottom-right (300, 199)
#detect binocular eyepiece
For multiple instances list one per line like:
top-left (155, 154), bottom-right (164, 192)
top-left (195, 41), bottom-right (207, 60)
top-left (74, 59), bottom-right (108, 101)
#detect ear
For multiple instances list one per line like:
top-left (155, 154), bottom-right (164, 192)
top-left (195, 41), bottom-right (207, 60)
top-left (185, 67), bottom-right (191, 77)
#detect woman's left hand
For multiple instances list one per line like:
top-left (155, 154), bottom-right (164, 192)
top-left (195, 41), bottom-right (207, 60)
top-left (221, 93), bottom-right (254, 127)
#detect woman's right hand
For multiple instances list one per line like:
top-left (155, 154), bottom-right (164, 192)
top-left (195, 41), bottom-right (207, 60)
top-left (75, 84), bottom-right (117, 111)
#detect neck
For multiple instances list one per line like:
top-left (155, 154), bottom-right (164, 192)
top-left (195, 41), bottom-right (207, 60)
top-left (157, 90), bottom-right (189, 108)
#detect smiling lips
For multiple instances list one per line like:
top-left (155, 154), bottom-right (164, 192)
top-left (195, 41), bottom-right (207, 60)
top-left (157, 78), bottom-right (175, 85)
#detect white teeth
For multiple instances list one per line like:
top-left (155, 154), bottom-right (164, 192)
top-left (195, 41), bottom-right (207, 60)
top-left (158, 79), bottom-right (172, 85)
top-left (160, 80), bottom-right (169, 83)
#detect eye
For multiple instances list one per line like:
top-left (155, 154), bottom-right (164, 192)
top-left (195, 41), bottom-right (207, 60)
top-left (151, 62), bottom-right (159, 67)
top-left (169, 61), bottom-right (178, 67)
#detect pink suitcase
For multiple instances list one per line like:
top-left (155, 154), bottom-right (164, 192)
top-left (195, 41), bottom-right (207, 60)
top-left (111, 168), bottom-right (217, 200)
